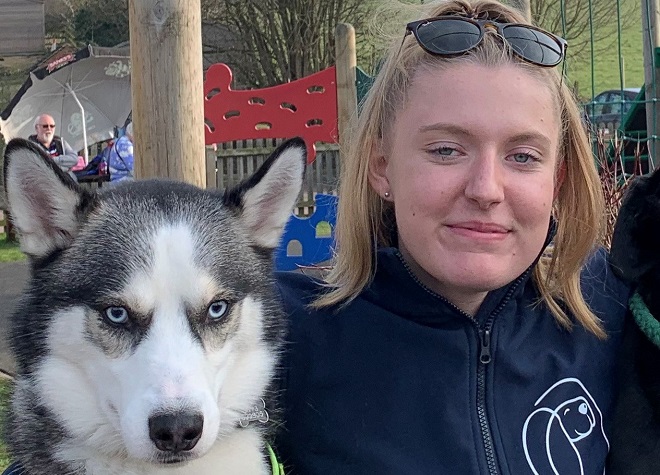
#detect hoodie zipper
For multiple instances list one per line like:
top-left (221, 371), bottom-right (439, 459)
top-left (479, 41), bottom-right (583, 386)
top-left (476, 270), bottom-right (530, 475)
top-left (397, 253), bottom-right (530, 475)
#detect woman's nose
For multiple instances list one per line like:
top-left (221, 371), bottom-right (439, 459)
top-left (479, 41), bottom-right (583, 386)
top-left (464, 155), bottom-right (505, 209)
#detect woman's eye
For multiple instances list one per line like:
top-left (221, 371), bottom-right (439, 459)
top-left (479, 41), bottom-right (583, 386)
top-left (208, 300), bottom-right (229, 320)
top-left (427, 145), bottom-right (462, 161)
top-left (509, 152), bottom-right (538, 164)
top-left (104, 306), bottom-right (129, 325)
top-left (434, 146), bottom-right (457, 156)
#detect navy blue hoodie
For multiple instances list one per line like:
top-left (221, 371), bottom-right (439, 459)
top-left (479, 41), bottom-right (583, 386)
top-left (274, 247), bottom-right (630, 475)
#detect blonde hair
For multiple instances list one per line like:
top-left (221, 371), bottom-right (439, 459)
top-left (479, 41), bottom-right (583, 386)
top-left (315, 0), bottom-right (606, 338)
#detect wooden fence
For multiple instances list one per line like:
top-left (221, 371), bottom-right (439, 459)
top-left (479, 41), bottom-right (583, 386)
top-left (0, 140), bottom-right (339, 232)
top-left (206, 139), bottom-right (340, 217)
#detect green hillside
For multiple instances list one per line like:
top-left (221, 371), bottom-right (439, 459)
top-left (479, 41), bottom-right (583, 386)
top-left (565, 0), bottom-right (644, 101)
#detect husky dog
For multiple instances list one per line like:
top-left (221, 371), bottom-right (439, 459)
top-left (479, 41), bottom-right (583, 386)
top-left (2, 137), bottom-right (306, 475)
top-left (608, 169), bottom-right (660, 473)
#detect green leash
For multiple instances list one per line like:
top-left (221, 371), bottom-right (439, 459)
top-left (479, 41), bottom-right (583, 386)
top-left (629, 292), bottom-right (660, 348)
top-left (267, 444), bottom-right (285, 475)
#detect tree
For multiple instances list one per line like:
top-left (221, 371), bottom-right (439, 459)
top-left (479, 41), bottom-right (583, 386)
top-left (45, 0), bottom-right (382, 87)
top-left (201, 0), bottom-right (381, 87)
top-left (73, 0), bottom-right (129, 47)
top-left (528, 0), bottom-right (637, 60)
top-left (45, 0), bottom-right (86, 46)
top-left (46, 0), bottom-right (129, 47)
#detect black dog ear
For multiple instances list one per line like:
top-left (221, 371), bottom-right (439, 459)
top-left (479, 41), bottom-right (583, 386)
top-left (610, 168), bottom-right (660, 282)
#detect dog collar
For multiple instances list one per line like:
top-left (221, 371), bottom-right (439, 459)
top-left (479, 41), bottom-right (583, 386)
top-left (267, 444), bottom-right (285, 475)
top-left (629, 292), bottom-right (660, 348)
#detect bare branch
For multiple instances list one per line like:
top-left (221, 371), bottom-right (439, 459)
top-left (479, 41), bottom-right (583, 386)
top-left (204, 0), bottom-right (379, 87)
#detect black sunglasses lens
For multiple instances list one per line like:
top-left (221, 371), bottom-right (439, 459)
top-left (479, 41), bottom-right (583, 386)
top-left (415, 19), bottom-right (481, 55)
top-left (502, 26), bottom-right (563, 66)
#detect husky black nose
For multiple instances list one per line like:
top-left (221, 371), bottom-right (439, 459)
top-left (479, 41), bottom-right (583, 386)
top-left (148, 412), bottom-right (204, 453)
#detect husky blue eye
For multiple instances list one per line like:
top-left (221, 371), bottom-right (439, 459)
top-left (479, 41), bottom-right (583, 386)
top-left (208, 300), bottom-right (229, 320)
top-left (104, 306), bottom-right (129, 324)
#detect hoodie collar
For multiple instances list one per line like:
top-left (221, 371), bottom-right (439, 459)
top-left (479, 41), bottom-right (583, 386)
top-left (364, 218), bottom-right (557, 327)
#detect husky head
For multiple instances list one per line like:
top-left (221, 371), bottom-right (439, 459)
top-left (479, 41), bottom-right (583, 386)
top-left (3, 138), bottom-right (305, 468)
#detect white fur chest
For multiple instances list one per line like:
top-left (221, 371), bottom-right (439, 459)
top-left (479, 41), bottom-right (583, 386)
top-left (73, 429), bottom-right (269, 475)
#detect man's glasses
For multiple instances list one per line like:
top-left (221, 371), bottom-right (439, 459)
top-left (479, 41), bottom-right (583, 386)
top-left (405, 16), bottom-right (567, 67)
top-left (39, 124), bottom-right (56, 129)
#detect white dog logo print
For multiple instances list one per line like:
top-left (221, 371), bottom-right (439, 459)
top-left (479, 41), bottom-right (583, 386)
top-left (522, 378), bottom-right (608, 475)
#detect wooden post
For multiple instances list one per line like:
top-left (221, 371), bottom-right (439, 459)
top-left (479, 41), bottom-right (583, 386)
top-left (642, 0), bottom-right (660, 169)
top-left (508, 0), bottom-right (531, 22)
top-left (128, 0), bottom-right (206, 186)
top-left (205, 145), bottom-right (217, 190)
top-left (4, 211), bottom-right (16, 243)
top-left (335, 23), bottom-right (357, 160)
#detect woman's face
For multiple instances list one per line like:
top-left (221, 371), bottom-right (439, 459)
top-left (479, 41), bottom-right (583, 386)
top-left (370, 63), bottom-right (561, 315)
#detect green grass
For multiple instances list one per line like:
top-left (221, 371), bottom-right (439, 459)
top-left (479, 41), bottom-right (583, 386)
top-left (0, 377), bottom-right (12, 471)
top-left (565, 0), bottom-right (644, 101)
top-left (0, 235), bottom-right (24, 263)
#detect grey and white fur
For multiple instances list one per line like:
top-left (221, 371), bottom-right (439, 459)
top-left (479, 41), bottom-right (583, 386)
top-left (2, 137), bottom-right (307, 475)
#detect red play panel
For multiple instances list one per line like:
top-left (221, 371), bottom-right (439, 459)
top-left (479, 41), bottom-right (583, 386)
top-left (204, 64), bottom-right (338, 163)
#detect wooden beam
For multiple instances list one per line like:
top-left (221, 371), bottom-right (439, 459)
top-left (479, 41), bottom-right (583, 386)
top-left (128, 0), bottom-right (206, 186)
top-left (334, 23), bottom-right (357, 162)
top-left (205, 145), bottom-right (217, 190)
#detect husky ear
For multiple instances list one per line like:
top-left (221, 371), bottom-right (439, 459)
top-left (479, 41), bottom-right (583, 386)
top-left (610, 169), bottom-right (660, 282)
top-left (224, 137), bottom-right (306, 249)
top-left (3, 138), bottom-right (96, 258)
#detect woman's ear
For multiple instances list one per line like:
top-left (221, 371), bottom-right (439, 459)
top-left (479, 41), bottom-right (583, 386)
top-left (368, 139), bottom-right (392, 200)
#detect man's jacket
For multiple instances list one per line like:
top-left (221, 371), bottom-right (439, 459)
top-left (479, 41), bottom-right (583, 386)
top-left (28, 135), bottom-right (78, 171)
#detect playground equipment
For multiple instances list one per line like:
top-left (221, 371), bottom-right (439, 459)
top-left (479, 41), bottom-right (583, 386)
top-left (200, 24), bottom-right (360, 271)
top-left (202, 62), bottom-right (343, 271)
top-left (608, 87), bottom-right (650, 174)
top-left (579, 1), bottom-right (658, 176)
top-left (204, 63), bottom-right (338, 163)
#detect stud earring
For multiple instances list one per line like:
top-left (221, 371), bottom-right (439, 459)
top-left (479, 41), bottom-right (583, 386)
top-left (384, 191), bottom-right (390, 198)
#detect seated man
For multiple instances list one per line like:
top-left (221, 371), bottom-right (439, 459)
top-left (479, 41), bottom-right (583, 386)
top-left (28, 114), bottom-right (79, 172)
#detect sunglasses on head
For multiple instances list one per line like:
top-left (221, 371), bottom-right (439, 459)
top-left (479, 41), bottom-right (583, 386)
top-left (405, 16), bottom-right (567, 67)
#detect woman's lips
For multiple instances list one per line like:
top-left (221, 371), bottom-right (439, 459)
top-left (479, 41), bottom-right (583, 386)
top-left (447, 222), bottom-right (511, 240)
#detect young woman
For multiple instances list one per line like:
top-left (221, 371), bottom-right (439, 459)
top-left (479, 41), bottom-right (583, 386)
top-left (274, 1), bottom-right (631, 474)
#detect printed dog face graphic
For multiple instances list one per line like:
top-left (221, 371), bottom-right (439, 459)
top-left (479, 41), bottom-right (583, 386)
top-left (523, 378), bottom-right (608, 475)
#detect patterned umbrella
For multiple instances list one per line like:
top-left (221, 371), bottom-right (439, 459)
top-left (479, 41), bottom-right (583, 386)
top-left (0, 45), bottom-right (131, 160)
